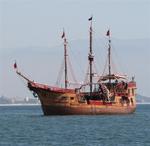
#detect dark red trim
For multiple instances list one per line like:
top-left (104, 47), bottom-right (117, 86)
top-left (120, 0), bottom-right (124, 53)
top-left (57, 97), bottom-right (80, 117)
top-left (29, 82), bottom-right (75, 93)
top-left (128, 82), bottom-right (136, 88)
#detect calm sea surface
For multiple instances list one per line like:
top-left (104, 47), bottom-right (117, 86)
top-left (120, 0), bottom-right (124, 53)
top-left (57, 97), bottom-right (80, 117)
top-left (0, 104), bottom-right (150, 146)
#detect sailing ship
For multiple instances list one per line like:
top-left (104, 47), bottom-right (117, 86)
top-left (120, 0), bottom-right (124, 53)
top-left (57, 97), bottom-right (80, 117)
top-left (15, 17), bottom-right (136, 115)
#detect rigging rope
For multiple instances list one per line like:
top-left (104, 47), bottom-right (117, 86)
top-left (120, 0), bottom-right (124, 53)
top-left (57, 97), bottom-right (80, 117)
top-left (68, 56), bottom-right (78, 84)
top-left (93, 61), bottom-right (99, 76)
top-left (102, 57), bottom-right (108, 76)
top-left (111, 43), bottom-right (127, 75)
top-left (55, 59), bottom-right (64, 86)
top-left (84, 64), bottom-right (89, 84)
top-left (67, 43), bottom-right (85, 76)
top-left (94, 37), bottom-right (107, 68)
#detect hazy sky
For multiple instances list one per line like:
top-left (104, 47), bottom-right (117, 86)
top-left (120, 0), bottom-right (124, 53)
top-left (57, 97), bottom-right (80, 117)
top-left (1, 0), bottom-right (150, 49)
top-left (0, 0), bottom-right (150, 98)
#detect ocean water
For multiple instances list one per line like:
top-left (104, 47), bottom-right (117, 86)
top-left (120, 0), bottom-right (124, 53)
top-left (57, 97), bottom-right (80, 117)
top-left (0, 105), bottom-right (150, 146)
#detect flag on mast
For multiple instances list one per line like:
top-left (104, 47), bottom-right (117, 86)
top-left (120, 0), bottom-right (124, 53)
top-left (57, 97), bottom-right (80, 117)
top-left (88, 16), bottom-right (93, 21)
top-left (14, 62), bottom-right (17, 69)
top-left (61, 31), bottom-right (65, 39)
top-left (106, 30), bottom-right (110, 36)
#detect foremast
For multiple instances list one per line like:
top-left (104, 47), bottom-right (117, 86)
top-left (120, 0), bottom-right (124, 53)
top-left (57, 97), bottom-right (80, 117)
top-left (62, 30), bottom-right (68, 89)
top-left (88, 16), bottom-right (94, 96)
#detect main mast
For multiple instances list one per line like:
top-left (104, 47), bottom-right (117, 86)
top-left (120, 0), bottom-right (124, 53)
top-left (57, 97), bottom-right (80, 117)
top-left (88, 17), bottom-right (94, 95)
top-left (107, 30), bottom-right (111, 83)
top-left (62, 30), bottom-right (68, 89)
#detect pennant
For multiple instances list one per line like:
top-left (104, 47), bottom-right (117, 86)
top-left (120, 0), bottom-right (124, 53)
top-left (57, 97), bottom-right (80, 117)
top-left (14, 62), bottom-right (17, 69)
top-left (88, 16), bottom-right (93, 21)
top-left (106, 30), bottom-right (110, 36)
top-left (61, 31), bottom-right (65, 39)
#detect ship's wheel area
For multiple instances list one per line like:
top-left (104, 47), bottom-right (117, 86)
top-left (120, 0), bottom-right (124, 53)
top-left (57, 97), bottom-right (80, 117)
top-left (76, 75), bottom-right (136, 106)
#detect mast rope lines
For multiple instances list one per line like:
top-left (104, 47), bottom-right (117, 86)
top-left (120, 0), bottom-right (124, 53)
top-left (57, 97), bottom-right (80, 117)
top-left (67, 42), bottom-right (85, 78)
top-left (56, 30), bottom-right (78, 88)
top-left (101, 31), bottom-right (115, 76)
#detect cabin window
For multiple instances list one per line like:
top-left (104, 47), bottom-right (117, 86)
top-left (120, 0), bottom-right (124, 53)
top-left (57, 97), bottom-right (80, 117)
top-left (132, 88), bottom-right (134, 96)
top-left (70, 97), bottom-right (74, 100)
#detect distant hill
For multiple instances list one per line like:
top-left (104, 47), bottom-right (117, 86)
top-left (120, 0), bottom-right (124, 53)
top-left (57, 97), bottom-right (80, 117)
top-left (136, 94), bottom-right (150, 103)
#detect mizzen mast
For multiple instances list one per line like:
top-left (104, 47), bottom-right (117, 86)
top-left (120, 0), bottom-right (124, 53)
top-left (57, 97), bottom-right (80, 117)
top-left (88, 16), bottom-right (94, 95)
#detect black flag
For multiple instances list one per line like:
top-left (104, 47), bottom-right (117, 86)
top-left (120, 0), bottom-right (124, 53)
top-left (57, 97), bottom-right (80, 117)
top-left (106, 30), bottom-right (110, 36)
top-left (14, 62), bottom-right (17, 69)
top-left (88, 16), bottom-right (93, 21)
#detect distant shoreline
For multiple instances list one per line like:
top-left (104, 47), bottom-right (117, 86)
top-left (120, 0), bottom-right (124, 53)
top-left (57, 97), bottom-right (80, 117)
top-left (0, 104), bottom-right (40, 106)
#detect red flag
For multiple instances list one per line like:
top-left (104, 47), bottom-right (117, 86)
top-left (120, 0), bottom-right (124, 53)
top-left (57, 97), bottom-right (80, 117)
top-left (106, 30), bottom-right (110, 36)
top-left (14, 62), bottom-right (17, 69)
top-left (61, 31), bottom-right (65, 39)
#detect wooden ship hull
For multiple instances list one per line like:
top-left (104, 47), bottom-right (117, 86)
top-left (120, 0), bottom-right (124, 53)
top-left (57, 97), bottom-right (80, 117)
top-left (28, 81), bottom-right (136, 115)
top-left (42, 105), bottom-right (136, 115)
